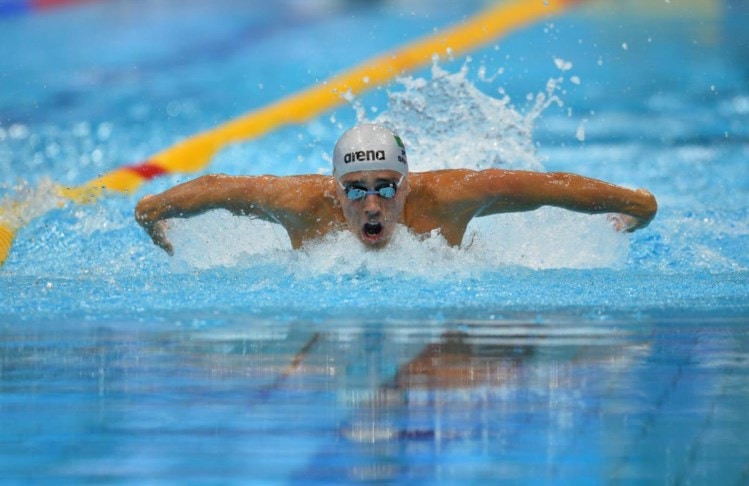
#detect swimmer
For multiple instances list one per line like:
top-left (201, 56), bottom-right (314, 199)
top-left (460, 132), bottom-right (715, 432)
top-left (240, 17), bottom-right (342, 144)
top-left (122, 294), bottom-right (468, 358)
top-left (135, 124), bottom-right (657, 255)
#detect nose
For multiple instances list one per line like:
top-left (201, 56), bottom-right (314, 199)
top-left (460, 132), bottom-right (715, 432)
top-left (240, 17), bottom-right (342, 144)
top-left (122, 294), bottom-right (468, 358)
top-left (363, 193), bottom-right (382, 216)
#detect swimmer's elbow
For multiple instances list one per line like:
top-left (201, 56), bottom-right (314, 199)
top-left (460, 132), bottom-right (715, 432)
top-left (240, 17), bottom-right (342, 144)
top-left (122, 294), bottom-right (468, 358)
top-left (645, 190), bottom-right (658, 215)
top-left (637, 189), bottom-right (658, 224)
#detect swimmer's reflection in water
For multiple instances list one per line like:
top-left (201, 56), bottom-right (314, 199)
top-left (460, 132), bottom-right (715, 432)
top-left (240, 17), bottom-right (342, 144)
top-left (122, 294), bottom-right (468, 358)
top-left (135, 124), bottom-right (657, 254)
top-left (340, 325), bottom-right (647, 453)
top-left (392, 331), bottom-right (532, 390)
top-left (328, 328), bottom-right (536, 447)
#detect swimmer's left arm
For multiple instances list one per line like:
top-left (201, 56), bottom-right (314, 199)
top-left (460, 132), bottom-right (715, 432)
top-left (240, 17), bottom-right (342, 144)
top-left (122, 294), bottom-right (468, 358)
top-left (135, 173), bottom-right (338, 253)
top-left (468, 169), bottom-right (658, 232)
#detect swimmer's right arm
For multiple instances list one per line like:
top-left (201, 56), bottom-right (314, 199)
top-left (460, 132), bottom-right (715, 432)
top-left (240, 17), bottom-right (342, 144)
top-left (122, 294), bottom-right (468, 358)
top-left (134, 174), bottom-right (288, 255)
top-left (461, 169), bottom-right (658, 232)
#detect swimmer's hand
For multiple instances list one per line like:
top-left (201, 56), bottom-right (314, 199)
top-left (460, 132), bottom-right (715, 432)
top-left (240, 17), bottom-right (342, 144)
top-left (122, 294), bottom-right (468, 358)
top-left (608, 189), bottom-right (657, 232)
top-left (135, 195), bottom-right (174, 255)
top-left (608, 214), bottom-right (641, 232)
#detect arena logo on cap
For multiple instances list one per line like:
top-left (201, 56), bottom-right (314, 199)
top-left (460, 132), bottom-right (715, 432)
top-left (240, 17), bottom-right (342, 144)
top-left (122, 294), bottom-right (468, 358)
top-left (394, 135), bottom-right (407, 163)
top-left (343, 150), bottom-right (385, 164)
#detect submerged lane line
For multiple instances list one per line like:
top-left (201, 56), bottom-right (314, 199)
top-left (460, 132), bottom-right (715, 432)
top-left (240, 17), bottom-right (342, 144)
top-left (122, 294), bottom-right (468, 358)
top-left (0, 0), bottom-right (586, 267)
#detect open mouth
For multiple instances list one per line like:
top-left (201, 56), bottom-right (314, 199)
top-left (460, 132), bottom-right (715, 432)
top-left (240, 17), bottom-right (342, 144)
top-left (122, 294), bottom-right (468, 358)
top-left (363, 223), bottom-right (383, 237)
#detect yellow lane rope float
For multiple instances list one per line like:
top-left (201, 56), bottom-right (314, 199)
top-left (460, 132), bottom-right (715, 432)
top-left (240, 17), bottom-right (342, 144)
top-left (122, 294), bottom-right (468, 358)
top-left (0, 0), bottom-right (585, 267)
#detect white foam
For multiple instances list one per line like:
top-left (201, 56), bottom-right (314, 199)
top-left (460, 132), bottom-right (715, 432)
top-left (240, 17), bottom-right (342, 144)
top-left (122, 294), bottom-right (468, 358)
top-left (167, 210), bottom-right (291, 271)
top-left (167, 208), bottom-right (628, 277)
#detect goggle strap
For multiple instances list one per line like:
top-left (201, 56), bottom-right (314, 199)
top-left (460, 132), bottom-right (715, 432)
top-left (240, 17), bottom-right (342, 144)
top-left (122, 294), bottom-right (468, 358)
top-left (337, 175), bottom-right (404, 190)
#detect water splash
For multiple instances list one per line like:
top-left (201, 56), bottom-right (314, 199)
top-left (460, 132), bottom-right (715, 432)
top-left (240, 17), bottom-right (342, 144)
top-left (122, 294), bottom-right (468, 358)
top-left (167, 211), bottom-right (291, 272)
top-left (1, 64), bottom-right (631, 277)
top-left (355, 61), bottom-right (548, 172)
top-left (165, 64), bottom-right (628, 274)
top-left (0, 178), bottom-right (63, 231)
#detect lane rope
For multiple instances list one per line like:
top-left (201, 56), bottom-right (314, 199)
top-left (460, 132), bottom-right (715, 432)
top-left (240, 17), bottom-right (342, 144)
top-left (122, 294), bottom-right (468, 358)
top-left (0, 0), bottom-right (584, 267)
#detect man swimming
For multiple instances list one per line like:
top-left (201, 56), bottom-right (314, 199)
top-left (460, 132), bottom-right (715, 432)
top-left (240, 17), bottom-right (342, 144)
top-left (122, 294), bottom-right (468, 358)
top-left (135, 124), bottom-right (657, 255)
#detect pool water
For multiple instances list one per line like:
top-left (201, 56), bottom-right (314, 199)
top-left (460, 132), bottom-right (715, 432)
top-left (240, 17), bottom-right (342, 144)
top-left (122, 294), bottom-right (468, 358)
top-left (1, 0), bottom-right (748, 483)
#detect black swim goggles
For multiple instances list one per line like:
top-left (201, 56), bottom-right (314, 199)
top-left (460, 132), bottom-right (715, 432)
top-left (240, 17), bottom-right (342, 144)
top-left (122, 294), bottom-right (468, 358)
top-left (339, 176), bottom-right (404, 201)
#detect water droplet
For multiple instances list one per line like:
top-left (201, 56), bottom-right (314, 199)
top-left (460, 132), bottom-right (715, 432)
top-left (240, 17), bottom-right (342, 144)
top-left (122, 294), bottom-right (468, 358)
top-left (9, 123), bottom-right (29, 139)
top-left (576, 119), bottom-right (588, 142)
top-left (554, 58), bottom-right (573, 71)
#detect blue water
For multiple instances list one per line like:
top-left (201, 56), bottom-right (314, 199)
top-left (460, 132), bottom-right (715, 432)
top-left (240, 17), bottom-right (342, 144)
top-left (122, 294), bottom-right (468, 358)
top-left (1, 0), bottom-right (748, 483)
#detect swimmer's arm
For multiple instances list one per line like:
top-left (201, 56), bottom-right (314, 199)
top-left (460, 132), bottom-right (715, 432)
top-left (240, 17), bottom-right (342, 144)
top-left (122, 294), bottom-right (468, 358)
top-left (471, 169), bottom-right (658, 232)
top-left (134, 174), bottom-right (309, 254)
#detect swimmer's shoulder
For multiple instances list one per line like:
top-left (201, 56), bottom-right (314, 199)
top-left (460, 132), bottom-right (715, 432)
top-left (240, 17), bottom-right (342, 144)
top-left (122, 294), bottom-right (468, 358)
top-left (407, 168), bottom-right (521, 221)
top-left (267, 174), bottom-right (340, 217)
top-left (409, 168), bottom-right (507, 198)
top-left (235, 174), bottom-right (336, 196)
top-left (409, 168), bottom-right (510, 184)
top-left (216, 173), bottom-right (336, 212)
top-left (287, 174), bottom-right (338, 200)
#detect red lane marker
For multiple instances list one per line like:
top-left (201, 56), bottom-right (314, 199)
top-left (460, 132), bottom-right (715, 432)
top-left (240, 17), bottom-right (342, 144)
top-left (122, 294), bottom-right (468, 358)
top-left (31, 0), bottom-right (91, 10)
top-left (122, 161), bottom-right (169, 180)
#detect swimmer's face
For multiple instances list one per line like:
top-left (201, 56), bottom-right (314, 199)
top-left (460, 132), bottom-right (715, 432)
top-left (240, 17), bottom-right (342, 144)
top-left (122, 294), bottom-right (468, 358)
top-left (336, 170), bottom-right (408, 249)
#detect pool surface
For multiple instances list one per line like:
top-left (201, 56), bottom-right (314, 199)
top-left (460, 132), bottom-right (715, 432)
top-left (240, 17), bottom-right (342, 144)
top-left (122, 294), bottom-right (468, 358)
top-left (1, 0), bottom-right (748, 483)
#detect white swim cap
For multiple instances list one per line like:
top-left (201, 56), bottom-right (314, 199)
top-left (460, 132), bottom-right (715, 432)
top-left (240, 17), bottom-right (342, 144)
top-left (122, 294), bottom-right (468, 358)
top-left (333, 124), bottom-right (408, 180)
